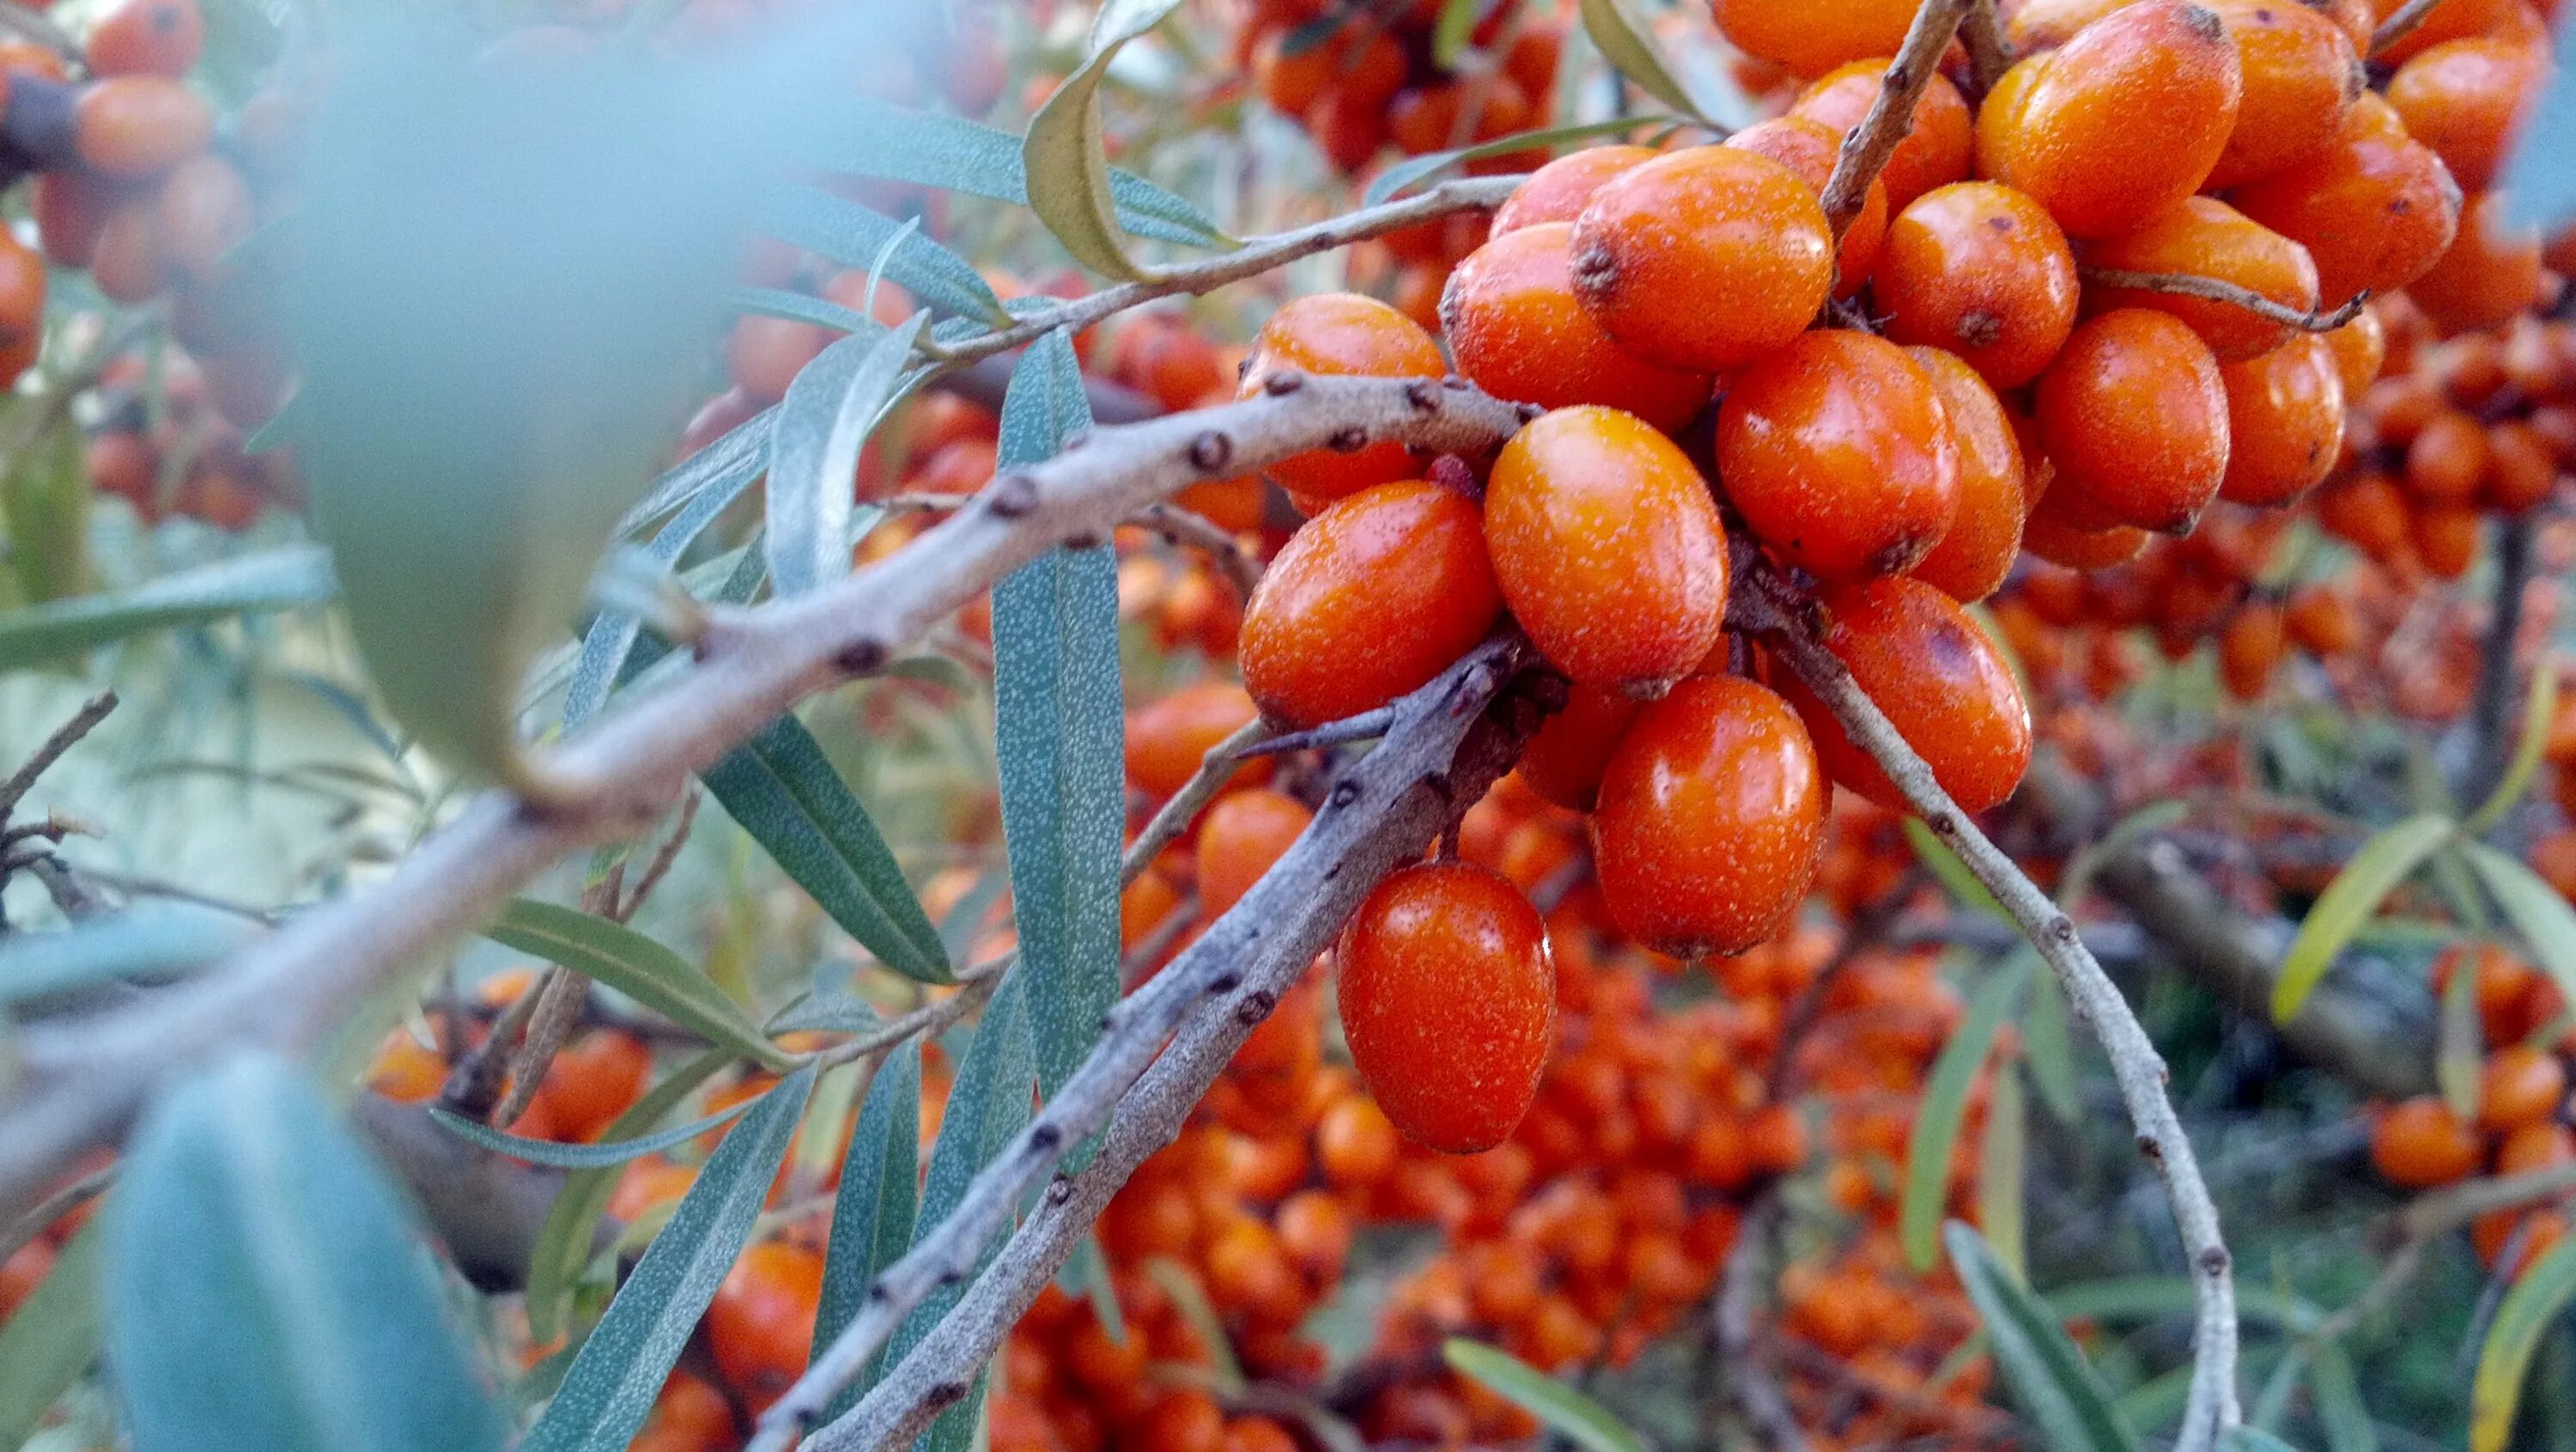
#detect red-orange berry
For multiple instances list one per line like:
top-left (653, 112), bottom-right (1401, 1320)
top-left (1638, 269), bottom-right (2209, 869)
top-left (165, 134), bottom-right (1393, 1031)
top-left (1710, 0), bottom-right (1922, 76)
top-left (2202, 0), bottom-right (2363, 188)
top-left (2034, 309), bottom-right (2231, 534)
top-left (1568, 147), bottom-right (1832, 372)
top-left (1874, 181), bottom-right (2079, 390)
top-left (2479, 1045), bottom-right (2568, 1132)
top-left (1126, 683), bottom-right (1262, 799)
top-left (2369, 1096), bottom-right (2482, 1187)
top-left (1237, 294), bottom-right (1446, 509)
top-left (2217, 336), bottom-right (2347, 507)
top-left (1789, 62), bottom-right (1975, 212)
top-left (707, 1241), bottom-right (823, 1413)
top-left (1196, 788), bottom-right (1314, 919)
top-left (1488, 145), bottom-right (1659, 237)
top-left (2233, 94), bottom-right (2464, 307)
top-left (2406, 191), bottom-right (2548, 337)
top-left (86, 0), bottom-right (202, 77)
top-left (1441, 222), bottom-right (1713, 432)
top-left (2385, 36), bottom-right (2539, 194)
top-left (74, 76), bottom-right (213, 177)
top-left (1908, 348), bottom-right (2028, 602)
top-left (1517, 684), bottom-right (1645, 813)
top-left (2083, 197), bottom-right (2322, 362)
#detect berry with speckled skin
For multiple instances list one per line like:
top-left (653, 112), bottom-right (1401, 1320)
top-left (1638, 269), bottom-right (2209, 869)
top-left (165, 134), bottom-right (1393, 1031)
top-left (1567, 147), bottom-right (1832, 374)
top-left (1874, 181), bottom-right (2079, 391)
top-left (1441, 222), bottom-right (1712, 432)
top-left (1237, 294), bottom-right (1447, 511)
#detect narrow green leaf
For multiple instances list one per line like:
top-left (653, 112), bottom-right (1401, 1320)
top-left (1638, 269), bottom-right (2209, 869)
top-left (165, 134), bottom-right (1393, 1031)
top-left (483, 900), bottom-right (792, 1069)
top-left (732, 286), bottom-right (875, 333)
top-left (1061, 1231), bottom-right (1127, 1346)
top-left (1021, 1), bottom-right (1186, 282)
top-left (2057, 801), bottom-right (2190, 909)
top-left (2023, 965), bottom-right (2083, 1125)
top-left (1363, 116), bottom-right (1665, 205)
top-left (1945, 1223), bottom-right (2143, 1452)
top-left (765, 313), bottom-right (926, 597)
top-left (614, 404), bottom-right (775, 538)
top-left (3, 416), bottom-right (90, 607)
top-left (0, 547), bottom-right (334, 671)
top-left (702, 713), bottom-right (951, 983)
top-left (1980, 1063), bottom-right (2027, 1283)
top-left (428, 1094), bottom-right (757, 1169)
top-left (2467, 662), bottom-right (2558, 834)
top-left (759, 188), bottom-right (1008, 324)
top-left (2309, 1340), bottom-right (2379, 1452)
top-left (2272, 812), bottom-right (2455, 1023)
top-left (2248, 1346), bottom-right (2307, 1434)
top-left (106, 1054), bottom-right (510, 1452)
top-left (526, 1049), bottom-right (733, 1342)
top-left (2462, 841), bottom-right (2576, 1033)
top-left (1904, 816), bottom-right (2008, 920)
top-left (769, 990), bottom-right (884, 1036)
top-left (1144, 1257), bottom-right (1245, 1392)
top-left (817, 1040), bottom-right (921, 1416)
top-left (2223, 1430), bottom-right (2304, 1452)
top-left (525, 1061), bottom-right (817, 1452)
top-left (1577, 0), bottom-right (1706, 120)
top-left (1905, 955), bottom-right (2027, 1271)
top-left (1442, 1340), bottom-right (1644, 1452)
top-left (2440, 938), bottom-right (2485, 1121)
top-left (0, 1218), bottom-right (101, 1446)
top-left (991, 331), bottom-right (1121, 1100)
top-left (0, 902), bottom-right (259, 1005)
top-left (1431, 0), bottom-right (1479, 68)
top-left (2474, 1233), bottom-right (2576, 1452)
top-left (567, 463), bottom-right (771, 728)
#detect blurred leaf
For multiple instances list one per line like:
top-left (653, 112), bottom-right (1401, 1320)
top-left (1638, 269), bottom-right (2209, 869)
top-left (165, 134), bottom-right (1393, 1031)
top-left (484, 900), bottom-right (793, 1069)
top-left (3, 416), bottom-right (90, 607)
top-left (1061, 1231), bottom-right (1127, 1346)
top-left (525, 1061), bottom-right (817, 1452)
top-left (567, 468), bottom-right (770, 728)
top-left (1364, 116), bottom-right (1665, 205)
top-left (759, 189), bottom-right (1008, 324)
top-left (817, 1040), bottom-right (921, 1414)
top-left (2022, 965), bottom-right (2082, 1125)
top-left (2461, 841), bottom-right (2576, 1029)
top-left (1021, 0), bottom-right (1185, 282)
top-left (1905, 954), bottom-right (2027, 1272)
top-left (2473, 1232), bottom-right (2576, 1452)
top-left (733, 286), bottom-right (875, 332)
top-left (991, 331), bottom-right (1121, 1103)
top-left (702, 712), bottom-right (951, 983)
top-left (812, 99), bottom-right (1233, 248)
top-left (2272, 813), bottom-right (2454, 1023)
top-left (615, 404), bottom-right (775, 538)
top-left (1577, 0), bottom-right (1705, 121)
top-left (2440, 939), bottom-right (2485, 1121)
top-left (2056, 801), bottom-right (2190, 909)
top-left (1431, 0), bottom-right (1479, 68)
top-left (106, 1054), bottom-right (509, 1452)
top-left (764, 313), bottom-right (927, 598)
top-left (1946, 1223), bottom-right (2142, 1452)
top-left (526, 1049), bottom-right (733, 1342)
top-left (0, 547), bottom-right (334, 671)
top-left (2466, 661), bottom-right (2558, 835)
top-left (0, 1218), bottom-right (100, 1447)
top-left (1144, 1257), bottom-right (1244, 1393)
top-left (1980, 1062), bottom-right (2027, 1283)
top-left (2310, 1340), bottom-right (2379, 1452)
top-left (428, 1094), bottom-right (757, 1169)
top-left (1905, 817), bottom-right (2008, 920)
top-left (768, 990), bottom-right (884, 1036)
top-left (1442, 1340), bottom-right (1644, 1452)
top-left (0, 902), bottom-right (259, 1005)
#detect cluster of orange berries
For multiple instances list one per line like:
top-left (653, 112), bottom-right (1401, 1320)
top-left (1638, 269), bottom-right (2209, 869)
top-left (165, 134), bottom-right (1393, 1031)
top-left (1239, 0), bottom-right (1564, 175)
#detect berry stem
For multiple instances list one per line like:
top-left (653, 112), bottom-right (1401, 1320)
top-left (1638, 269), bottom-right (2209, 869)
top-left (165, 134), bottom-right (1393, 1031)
top-left (2367, 0), bottom-right (2446, 59)
top-left (1958, 0), bottom-right (2014, 99)
top-left (2079, 266), bottom-right (2372, 332)
top-left (1819, 0), bottom-right (1969, 241)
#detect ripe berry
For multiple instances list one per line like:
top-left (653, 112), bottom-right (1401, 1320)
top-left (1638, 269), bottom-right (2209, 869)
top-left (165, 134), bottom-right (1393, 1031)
top-left (2217, 336), bottom-right (2346, 507)
top-left (1710, 0), bottom-right (1921, 77)
top-left (708, 1241), bottom-right (823, 1413)
top-left (1589, 676), bottom-right (1828, 957)
top-left (2219, 603), bottom-right (2286, 699)
top-left (2405, 191), bottom-right (2547, 336)
top-left (1975, 2), bottom-right (2243, 240)
top-left (2368, 1096), bottom-right (2482, 1187)
top-left (1715, 331), bottom-right (1961, 581)
top-left (1238, 477), bottom-right (1502, 730)
top-left (1723, 117), bottom-right (1887, 298)
top-left (1237, 294), bottom-right (1446, 510)
top-left (74, 76), bottom-right (214, 177)
top-left (1338, 862), bottom-right (1555, 1154)
top-left (1516, 684), bottom-right (1644, 813)
top-left (1775, 577), bottom-right (2033, 814)
top-left (2233, 94), bottom-right (2464, 307)
top-left (2324, 308), bottom-right (2388, 396)
top-left (1196, 788), bottom-right (1314, 918)
top-left (1125, 683), bottom-right (1262, 799)
top-left (2034, 309), bottom-right (2231, 534)
top-left (1789, 62), bottom-right (1975, 212)
top-left (86, 0), bottom-right (202, 77)
top-left (1568, 146), bottom-right (1832, 373)
top-left (2084, 198), bottom-right (2322, 363)
top-left (2478, 1045), bottom-right (2567, 1132)
top-left (1907, 348), bottom-right (2028, 602)
top-left (2202, 0), bottom-right (2363, 189)
top-left (2368, 0), bottom-right (2514, 66)
top-left (1489, 146), bottom-right (1658, 238)
top-left (1441, 222), bottom-right (1713, 432)
top-left (1484, 405), bottom-right (1729, 691)
top-left (1874, 181), bottom-right (2079, 390)
top-left (2386, 38), bottom-right (2541, 193)
top-left (155, 153), bottom-right (253, 279)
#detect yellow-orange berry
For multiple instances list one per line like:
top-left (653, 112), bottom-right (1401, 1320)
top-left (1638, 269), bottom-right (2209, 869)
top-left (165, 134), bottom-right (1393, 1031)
top-left (1568, 147), bottom-right (1832, 373)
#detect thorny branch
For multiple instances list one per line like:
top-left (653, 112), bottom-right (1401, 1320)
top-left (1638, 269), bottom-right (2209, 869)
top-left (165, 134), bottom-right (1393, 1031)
top-left (1820, 0), bottom-right (1968, 240)
top-left (0, 690), bottom-right (115, 827)
top-left (2078, 268), bottom-right (2372, 333)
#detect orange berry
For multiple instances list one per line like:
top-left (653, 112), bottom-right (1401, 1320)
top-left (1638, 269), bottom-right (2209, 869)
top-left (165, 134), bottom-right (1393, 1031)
top-left (74, 75), bottom-right (212, 177)
top-left (2497, 1121), bottom-right (2576, 1176)
top-left (1908, 348), bottom-right (2028, 602)
top-left (727, 315), bottom-right (833, 403)
top-left (2484, 419), bottom-right (2557, 514)
top-left (1710, 0), bottom-right (1921, 76)
top-left (2034, 309), bottom-right (2231, 534)
top-left (1237, 294), bottom-right (1445, 508)
top-left (1777, 576), bottom-right (2033, 814)
top-left (2407, 191), bottom-right (2547, 336)
top-left (2084, 197), bottom-right (2322, 363)
top-left (2414, 500), bottom-right (2482, 579)
top-left (2368, 0), bottom-right (2515, 66)
top-left (2003, 0), bottom-right (2136, 50)
top-left (1567, 146), bottom-right (1833, 372)
top-left (1589, 676), bottom-right (1828, 957)
top-left (2480, 1045), bottom-right (2568, 1132)
top-left (33, 171), bottom-right (111, 270)
top-left (2369, 1095), bottom-right (2483, 1187)
top-left (1874, 181), bottom-right (2080, 390)
top-left (1716, 330), bottom-right (1961, 581)
top-left (1484, 405), bottom-right (1730, 690)
top-left (1789, 62), bottom-right (1975, 212)
top-left (1239, 477), bottom-right (1502, 730)
top-left (2285, 584), bottom-right (2359, 657)
top-left (1195, 788), bottom-right (1314, 919)
top-left (89, 197), bottom-right (169, 304)
top-left (1139, 1389), bottom-right (1227, 1452)
top-left (1315, 1092), bottom-right (1401, 1187)
top-left (2405, 408), bottom-right (2488, 503)
top-left (1126, 683), bottom-right (1262, 799)
top-left (2202, 0), bottom-right (2363, 188)
top-left (2219, 602), bottom-right (2286, 699)
top-left (1222, 1416), bottom-right (1300, 1452)
top-left (1, 1239), bottom-right (55, 1320)
top-left (1275, 1188), bottom-right (1353, 1283)
top-left (1517, 684), bottom-right (1645, 813)
top-left (607, 1158), bottom-right (700, 1221)
top-left (1723, 116), bottom-right (1888, 298)
top-left (2385, 37), bottom-right (2541, 193)
top-left (2324, 308), bottom-right (2388, 396)
top-left (366, 1030), bottom-right (447, 1103)
top-left (1975, 2), bottom-right (2242, 240)
top-left (1339, 862), bottom-right (1554, 1154)
top-left (1441, 222), bottom-right (1713, 431)
top-left (155, 152), bottom-right (253, 280)
top-left (86, 0), bottom-right (201, 76)
top-left (2234, 94), bottom-right (2464, 307)
top-left (1489, 145), bottom-right (1658, 238)
top-left (2217, 336), bottom-right (2346, 507)
top-left (707, 1241), bottom-right (823, 1413)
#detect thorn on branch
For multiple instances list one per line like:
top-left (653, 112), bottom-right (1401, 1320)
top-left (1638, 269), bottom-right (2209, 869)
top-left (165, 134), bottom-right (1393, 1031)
top-left (836, 638), bottom-right (891, 675)
top-left (1327, 780), bottom-right (1363, 810)
top-left (1235, 989), bottom-right (1278, 1025)
top-left (983, 472), bottom-right (1039, 519)
top-left (2198, 1246), bottom-right (2232, 1277)
top-left (1027, 1123), bottom-right (1064, 1153)
top-left (1186, 431), bottom-right (1234, 471)
top-left (1402, 380), bottom-right (1441, 412)
top-left (1325, 426), bottom-right (1369, 453)
top-left (1261, 369), bottom-right (1306, 397)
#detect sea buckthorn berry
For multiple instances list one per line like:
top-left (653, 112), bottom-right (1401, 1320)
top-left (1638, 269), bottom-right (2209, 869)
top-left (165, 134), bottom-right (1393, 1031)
top-left (2233, 94), bottom-right (2464, 308)
top-left (2484, 420), bottom-right (2557, 514)
top-left (75, 76), bottom-right (214, 177)
top-left (86, 0), bottom-right (202, 77)
top-left (2217, 336), bottom-right (2346, 507)
top-left (2480, 1045), bottom-right (2568, 1132)
top-left (1776, 577), bottom-right (2033, 814)
top-left (2369, 1096), bottom-right (2483, 1186)
top-left (2405, 408), bottom-right (2488, 502)
top-left (1239, 478), bottom-right (1502, 730)
top-left (1567, 147), bottom-right (1832, 373)
top-left (2324, 308), bottom-right (2388, 396)
top-left (1789, 62), bottom-right (1975, 213)
top-left (2385, 37), bottom-right (2541, 194)
top-left (156, 153), bottom-right (254, 279)
top-left (1441, 222), bottom-right (1714, 432)
top-left (33, 171), bottom-right (110, 270)
top-left (1874, 181), bottom-right (2080, 390)
top-left (2405, 191), bottom-right (2548, 337)
top-left (2034, 309), bottom-right (2231, 534)
top-left (707, 1241), bottom-right (823, 1413)
top-left (1907, 348), bottom-right (2027, 602)
top-left (1338, 862), bottom-right (1555, 1154)
top-left (2286, 584), bottom-right (2359, 656)
top-left (2020, 503), bottom-right (2152, 569)
top-left (2202, 0), bottom-right (2362, 188)
top-left (1484, 405), bottom-right (1729, 691)
top-left (1126, 682), bottom-right (1262, 799)
top-left (90, 197), bottom-right (170, 305)
top-left (1715, 331), bottom-right (1961, 581)
top-left (2004, 0), bottom-right (2134, 50)
top-left (1589, 676), bottom-right (1828, 957)
top-left (1710, 0), bottom-right (1920, 76)
top-left (1488, 145), bottom-right (1658, 237)
top-left (1974, 2), bottom-right (2242, 240)
top-left (1237, 294), bottom-right (1445, 508)
top-left (2218, 602), bottom-right (2286, 699)
top-left (1196, 788), bottom-right (1314, 919)
top-left (2083, 198), bottom-right (2322, 363)
top-left (1723, 117), bottom-right (1887, 298)
top-left (2413, 501), bottom-right (2482, 579)
top-left (1517, 684), bottom-right (1644, 813)
top-left (2368, 0), bottom-right (2514, 66)
top-left (1316, 1092), bottom-right (1400, 1187)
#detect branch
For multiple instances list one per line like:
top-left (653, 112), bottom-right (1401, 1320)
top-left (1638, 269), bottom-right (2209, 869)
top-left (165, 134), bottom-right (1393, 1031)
top-left (0, 375), bottom-right (1532, 1224)
top-left (793, 646), bottom-right (1535, 1452)
top-left (2079, 269), bottom-right (2371, 333)
top-left (1819, 0), bottom-right (1968, 240)
top-left (2368, 0), bottom-right (2444, 58)
top-left (795, 641), bottom-right (1545, 1452)
top-left (2462, 514), bottom-right (2537, 811)
top-left (1959, 0), bottom-right (2014, 97)
top-left (1730, 557), bottom-right (2242, 1451)
top-left (0, 690), bottom-right (116, 824)
top-left (1133, 502), bottom-right (1264, 599)
top-left (1712, 1194), bottom-right (1808, 1452)
top-left (1121, 718), bottom-right (1270, 888)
